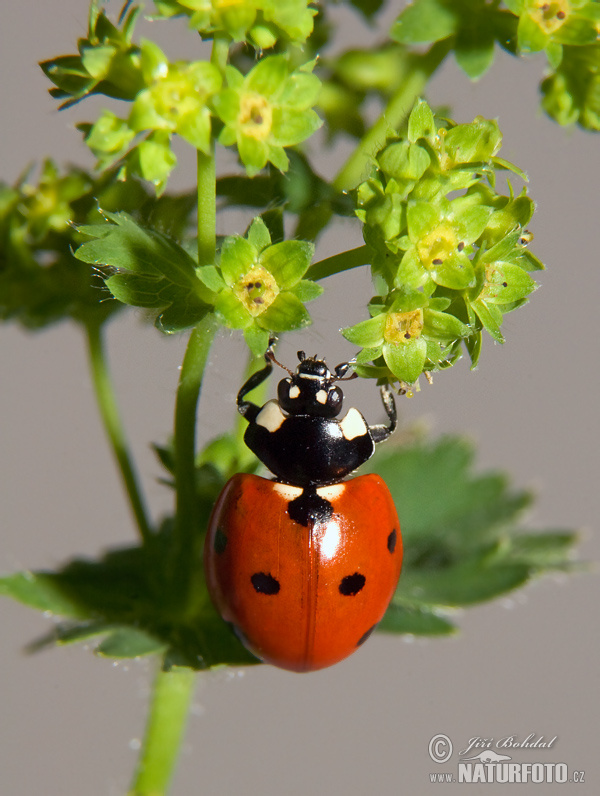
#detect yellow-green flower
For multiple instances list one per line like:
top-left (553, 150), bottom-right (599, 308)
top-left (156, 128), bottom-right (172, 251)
top-left (212, 218), bottom-right (322, 353)
top-left (128, 41), bottom-right (222, 153)
top-left (212, 55), bottom-right (322, 176)
top-left (343, 290), bottom-right (470, 386)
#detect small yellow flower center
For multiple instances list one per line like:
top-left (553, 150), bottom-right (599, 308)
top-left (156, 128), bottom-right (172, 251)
top-left (233, 266), bottom-right (279, 316)
top-left (416, 221), bottom-right (458, 269)
top-left (530, 1), bottom-right (570, 35)
top-left (239, 94), bottom-right (273, 140)
top-left (152, 74), bottom-right (200, 124)
top-left (384, 310), bottom-right (423, 343)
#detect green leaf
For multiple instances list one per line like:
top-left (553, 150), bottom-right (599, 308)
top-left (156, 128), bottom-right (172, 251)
top-left (422, 308), bottom-right (470, 342)
top-left (214, 290), bottom-right (252, 330)
top-left (244, 324), bottom-right (271, 356)
top-left (455, 28), bottom-right (496, 80)
top-left (74, 212), bottom-right (214, 328)
top-left (259, 291), bottom-right (312, 331)
top-left (76, 211), bottom-right (194, 285)
top-left (259, 239), bottom-right (314, 288)
top-left (105, 272), bottom-right (166, 308)
top-left (0, 572), bottom-right (86, 618)
top-left (517, 13), bottom-right (550, 53)
top-left (506, 531), bottom-right (579, 569)
top-left (444, 117), bottom-right (502, 163)
top-left (246, 217), bottom-right (272, 252)
top-left (383, 337), bottom-right (427, 383)
top-left (289, 279), bottom-right (324, 302)
top-left (470, 298), bottom-right (504, 342)
top-left (378, 142), bottom-right (431, 187)
top-left (219, 235), bottom-right (258, 285)
top-left (369, 437), bottom-right (530, 549)
top-left (246, 53), bottom-right (288, 97)
top-left (391, 0), bottom-right (458, 44)
top-left (431, 253), bottom-right (476, 290)
top-left (342, 314), bottom-right (386, 347)
top-left (407, 200), bottom-right (439, 241)
top-left (517, 248), bottom-right (545, 272)
top-left (364, 434), bottom-right (579, 633)
top-left (407, 99), bottom-right (436, 143)
top-left (399, 558), bottom-right (531, 607)
top-left (95, 627), bottom-right (167, 658)
top-left (380, 603), bottom-right (457, 636)
top-left (156, 298), bottom-right (209, 333)
top-left (481, 263), bottom-right (537, 304)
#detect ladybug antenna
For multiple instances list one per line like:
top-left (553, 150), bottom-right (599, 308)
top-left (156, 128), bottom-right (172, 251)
top-left (266, 348), bottom-right (294, 377)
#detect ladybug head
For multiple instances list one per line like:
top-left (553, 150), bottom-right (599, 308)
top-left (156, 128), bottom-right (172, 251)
top-left (273, 350), bottom-right (356, 418)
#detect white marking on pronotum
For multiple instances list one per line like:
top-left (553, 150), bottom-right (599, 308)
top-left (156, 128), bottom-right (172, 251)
top-left (297, 372), bottom-right (329, 380)
top-left (256, 400), bottom-right (287, 432)
top-left (289, 384), bottom-right (301, 399)
top-left (315, 389), bottom-right (328, 404)
top-left (339, 407), bottom-right (368, 440)
top-left (273, 483), bottom-right (304, 500)
top-left (316, 484), bottom-right (345, 501)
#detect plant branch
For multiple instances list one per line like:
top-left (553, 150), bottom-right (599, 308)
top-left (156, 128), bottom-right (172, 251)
top-left (332, 40), bottom-right (452, 193)
top-left (305, 245), bottom-right (371, 281)
top-left (197, 145), bottom-right (216, 267)
top-left (85, 321), bottom-right (153, 545)
top-left (171, 314), bottom-right (218, 604)
top-left (128, 665), bottom-right (196, 796)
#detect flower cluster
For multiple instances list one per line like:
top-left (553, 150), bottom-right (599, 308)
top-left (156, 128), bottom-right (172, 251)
top-left (151, 0), bottom-right (317, 49)
top-left (344, 100), bottom-right (542, 387)
top-left (507, 1), bottom-right (600, 129)
top-left (392, 1), bottom-right (600, 130)
top-left (77, 44), bottom-right (320, 191)
top-left (507, 0), bottom-right (599, 58)
top-left (42, 5), bottom-right (321, 193)
top-left (0, 161), bottom-right (144, 329)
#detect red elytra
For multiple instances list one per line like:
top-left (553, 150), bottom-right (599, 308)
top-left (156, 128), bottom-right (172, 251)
top-left (204, 472), bottom-right (402, 672)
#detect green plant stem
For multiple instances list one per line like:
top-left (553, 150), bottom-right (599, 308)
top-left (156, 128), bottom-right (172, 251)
top-left (333, 41), bottom-right (452, 193)
top-left (210, 31), bottom-right (230, 73)
top-left (305, 245), bottom-right (370, 281)
top-left (85, 322), bottom-right (152, 545)
top-left (197, 145), bottom-right (216, 267)
top-left (129, 665), bottom-right (196, 796)
top-left (171, 314), bottom-right (218, 603)
top-left (168, 140), bottom-right (219, 604)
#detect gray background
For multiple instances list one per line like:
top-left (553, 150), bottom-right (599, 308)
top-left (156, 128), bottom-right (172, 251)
top-left (1, 2), bottom-right (598, 794)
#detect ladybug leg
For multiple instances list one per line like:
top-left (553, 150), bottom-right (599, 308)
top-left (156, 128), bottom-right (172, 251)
top-left (369, 385), bottom-right (397, 444)
top-left (237, 337), bottom-right (277, 422)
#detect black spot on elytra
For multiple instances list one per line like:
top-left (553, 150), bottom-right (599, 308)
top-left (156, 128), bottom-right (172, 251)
top-left (387, 528), bottom-right (397, 554)
top-left (356, 624), bottom-right (377, 647)
top-left (213, 527), bottom-right (228, 555)
top-left (251, 572), bottom-right (280, 595)
top-left (339, 572), bottom-right (366, 596)
top-left (288, 488), bottom-right (333, 527)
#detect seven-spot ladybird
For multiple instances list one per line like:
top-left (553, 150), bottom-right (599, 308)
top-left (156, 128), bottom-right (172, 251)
top-left (204, 342), bottom-right (403, 672)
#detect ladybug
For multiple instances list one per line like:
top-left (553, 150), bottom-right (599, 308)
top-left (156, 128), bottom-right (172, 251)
top-left (204, 341), bottom-right (403, 672)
